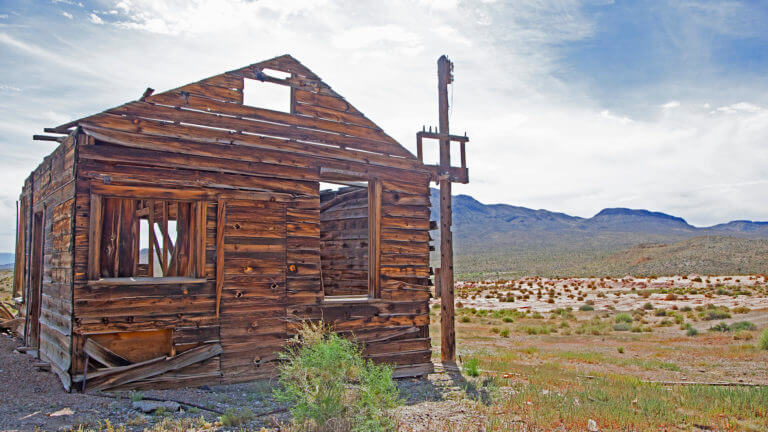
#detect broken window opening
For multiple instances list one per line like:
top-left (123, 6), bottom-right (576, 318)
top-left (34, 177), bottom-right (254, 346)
top-left (243, 77), bottom-right (291, 113)
top-left (92, 198), bottom-right (204, 280)
top-left (319, 179), bottom-right (380, 300)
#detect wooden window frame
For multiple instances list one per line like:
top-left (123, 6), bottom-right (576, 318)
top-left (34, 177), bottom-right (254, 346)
top-left (319, 178), bottom-right (381, 302)
top-left (87, 187), bottom-right (207, 284)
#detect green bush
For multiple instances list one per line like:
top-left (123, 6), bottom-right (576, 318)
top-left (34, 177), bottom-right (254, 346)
top-left (274, 322), bottom-right (399, 432)
top-left (579, 304), bottom-right (594, 311)
top-left (612, 323), bottom-right (631, 332)
top-left (758, 329), bottom-right (768, 350)
top-left (218, 408), bottom-right (254, 427)
top-left (730, 321), bottom-right (756, 332)
top-left (686, 326), bottom-right (699, 337)
top-left (614, 313), bottom-right (633, 324)
top-left (654, 309), bottom-right (667, 317)
top-left (463, 357), bottom-right (481, 377)
top-left (700, 307), bottom-right (731, 321)
top-left (500, 328), bottom-right (510, 338)
top-left (642, 302), bottom-right (655, 310)
top-left (708, 322), bottom-right (731, 332)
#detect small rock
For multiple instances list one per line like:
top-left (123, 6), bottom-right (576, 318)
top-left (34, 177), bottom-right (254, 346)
top-left (588, 419), bottom-right (598, 431)
top-left (131, 400), bottom-right (181, 413)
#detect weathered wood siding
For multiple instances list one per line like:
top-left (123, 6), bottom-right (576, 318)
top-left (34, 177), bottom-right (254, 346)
top-left (17, 133), bottom-right (77, 390)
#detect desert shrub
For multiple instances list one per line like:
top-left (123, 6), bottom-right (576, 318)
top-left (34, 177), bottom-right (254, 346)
top-left (758, 329), bottom-right (768, 350)
top-left (463, 357), bottom-right (480, 377)
top-left (643, 302), bottom-right (655, 310)
top-left (218, 408), bottom-right (254, 427)
top-left (460, 316), bottom-right (471, 323)
top-left (732, 306), bottom-right (750, 314)
top-left (631, 326), bottom-right (642, 333)
top-left (579, 304), bottom-right (594, 311)
top-left (700, 306), bottom-right (731, 321)
top-left (490, 327), bottom-right (500, 334)
top-left (686, 326), bottom-right (699, 336)
top-left (617, 347), bottom-right (625, 354)
top-left (576, 318), bottom-right (610, 335)
top-left (502, 317), bottom-right (514, 323)
top-left (730, 321), bottom-right (756, 332)
top-left (654, 309), bottom-right (667, 317)
top-left (733, 330), bottom-right (754, 341)
top-left (519, 324), bottom-right (554, 335)
top-left (664, 293), bottom-right (678, 300)
top-left (612, 323), bottom-right (631, 332)
top-left (680, 306), bottom-right (692, 312)
top-left (531, 312), bottom-right (543, 319)
top-left (708, 322), bottom-right (731, 332)
top-left (274, 321), bottom-right (399, 432)
top-left (500, 328), bottom-right (510, 338)
top-left (614, 313), bottom-right (633, 324)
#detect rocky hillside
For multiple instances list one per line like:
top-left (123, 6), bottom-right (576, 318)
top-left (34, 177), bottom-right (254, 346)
top-left (429, 189), bottom-right (768, 277)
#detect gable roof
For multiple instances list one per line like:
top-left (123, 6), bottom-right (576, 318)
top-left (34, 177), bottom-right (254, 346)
top-left (52, 55), bottom-right (420, 169)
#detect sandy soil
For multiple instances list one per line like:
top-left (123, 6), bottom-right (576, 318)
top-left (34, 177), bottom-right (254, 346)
top-left (446, 274), bottom-right (768, 312)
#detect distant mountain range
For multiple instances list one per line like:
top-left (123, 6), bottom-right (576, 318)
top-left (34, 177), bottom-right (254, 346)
top-left (429, 189), bottom-right (768, 278)
top-left (2, 194), bottom-right (767, 278)
top-left (0, 253), bottom-right (13, 270)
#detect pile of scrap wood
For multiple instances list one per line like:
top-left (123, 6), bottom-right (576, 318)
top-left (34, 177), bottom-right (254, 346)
top-left (0, 301), bottom-right (22, 335)
top-left (74, 339), bottom-right (222, 392)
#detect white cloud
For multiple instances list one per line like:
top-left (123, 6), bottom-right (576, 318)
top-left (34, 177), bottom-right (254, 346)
top-left (662, 100), bottom-right (681, 109)
top-left (61, 11), bottom-right (73, 19)
top-left (0, 15), bottom-right (8, 19)
top-left (89, 12), bottom-right (104, 24)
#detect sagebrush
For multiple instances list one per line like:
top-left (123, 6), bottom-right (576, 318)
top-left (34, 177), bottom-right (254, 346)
top-left (274, 321), bottom-right (400, 432)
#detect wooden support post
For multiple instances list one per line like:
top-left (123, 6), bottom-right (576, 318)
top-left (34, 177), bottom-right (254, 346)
top-left (437, 55), bottom-right (455, 363)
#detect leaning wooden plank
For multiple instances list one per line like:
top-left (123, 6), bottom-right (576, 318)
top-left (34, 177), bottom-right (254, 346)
top-left (84, 338), bottom-right (131, 368)
top-left (391, 362), bottom-right (434, 378)
top-left (86, 343), bottom-right (223, 392)
top-left (215, 199), bottom-right (226, 317)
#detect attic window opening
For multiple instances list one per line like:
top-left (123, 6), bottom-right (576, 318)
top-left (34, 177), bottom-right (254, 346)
top-left (243, 77), bottom-right (291, 113)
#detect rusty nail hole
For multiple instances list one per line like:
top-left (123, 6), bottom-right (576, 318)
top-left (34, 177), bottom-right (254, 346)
top-left (236, 291), bottom-right (243, 298)
top-left (234, 223), bottom-right (241, 229)
top-left (271, 282), bottom-right (279, 290)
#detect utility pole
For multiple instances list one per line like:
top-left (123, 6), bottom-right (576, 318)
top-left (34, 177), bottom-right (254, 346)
top-left (437, 55), bottom-right (455, 363)
top-left (416, 55), bottom-right (469, 365)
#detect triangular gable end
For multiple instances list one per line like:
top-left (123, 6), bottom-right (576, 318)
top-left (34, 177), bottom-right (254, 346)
top-left (64, 55), bottom-right (416, 160)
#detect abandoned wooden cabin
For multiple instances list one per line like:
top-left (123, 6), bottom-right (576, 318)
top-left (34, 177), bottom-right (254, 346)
top-left (11, 54), bottom-right (475, 391)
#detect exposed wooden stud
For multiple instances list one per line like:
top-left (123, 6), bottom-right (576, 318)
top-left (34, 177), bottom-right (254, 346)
top-left (215, 199), bottom-right (226, 317)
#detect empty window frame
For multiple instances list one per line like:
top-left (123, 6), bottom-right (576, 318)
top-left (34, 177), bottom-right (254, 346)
top-left (88, 197), bottom-right (206, 280)
top-left (319, 180), bottom-right (381, 299)
top-left (243, 76), bottom-right (292, 113)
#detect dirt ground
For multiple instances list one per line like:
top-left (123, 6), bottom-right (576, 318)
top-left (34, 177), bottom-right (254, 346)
top-left (451, 274), bottom-right (768, 312)
top-left (2, 273), bottom-right (767, 431)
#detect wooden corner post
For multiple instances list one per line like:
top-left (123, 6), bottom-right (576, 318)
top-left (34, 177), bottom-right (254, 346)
top-left (437, 55), bottom-right (456, 363)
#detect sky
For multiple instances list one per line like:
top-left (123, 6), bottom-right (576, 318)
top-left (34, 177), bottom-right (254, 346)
top-left (1, 0), bottom-right (768, 252)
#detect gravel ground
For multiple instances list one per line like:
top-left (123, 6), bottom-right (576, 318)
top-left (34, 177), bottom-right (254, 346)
top-left (0, 333), bottom-right (289, 431)
top-left (0, 334), bottom-right (483, 431)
